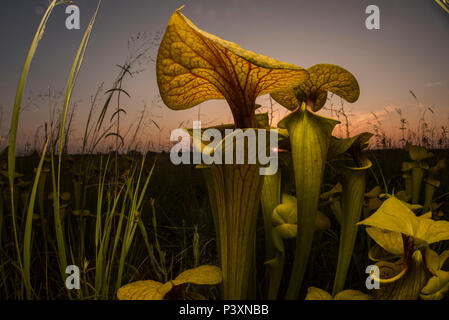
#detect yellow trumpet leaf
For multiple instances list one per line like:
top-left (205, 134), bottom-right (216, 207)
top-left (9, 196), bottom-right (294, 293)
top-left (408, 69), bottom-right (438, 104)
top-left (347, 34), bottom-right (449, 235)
top-left (172, 265), bottom-right (223, 286)
top-left (156, 9), bottom-right (308, 127)
top-left (271, 64), bottom-right (360, 112)
top-left (358, 196), bottom-right (449, 246)
top-left (366, 227), bottom-right (410, 255)
top-left (117, 280), bottom-right (166, 300)
top-left (117, 265), bottom-right (222, 300)
top-left (305, 287), bottom-right (333, 300)
top-left (327, 132), bottom-right (373, 160)
top-left (320, 183), bottom-right (343, 199)
top-left (334, 290), bottom-right (373, 300)
top-left (305, 287), bottom-right (372, 300)
top-left (272, 198), bottom-right (330, 239)
top-left (365, 185), bottom-right (382, 199)
top-left (405, 143), bottom-right (434, 161)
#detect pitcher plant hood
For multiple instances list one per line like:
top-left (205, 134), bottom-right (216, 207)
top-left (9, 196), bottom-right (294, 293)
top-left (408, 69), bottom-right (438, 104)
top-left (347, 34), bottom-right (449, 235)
top-left (156, 7), bottom-right (308, 128)
top-left (271, 64), bottom-right (360, 112)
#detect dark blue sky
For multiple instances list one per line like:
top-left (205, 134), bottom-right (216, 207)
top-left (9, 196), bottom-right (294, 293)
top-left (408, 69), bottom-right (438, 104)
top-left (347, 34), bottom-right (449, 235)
top-left (0, 0), bottom-right (448, 151)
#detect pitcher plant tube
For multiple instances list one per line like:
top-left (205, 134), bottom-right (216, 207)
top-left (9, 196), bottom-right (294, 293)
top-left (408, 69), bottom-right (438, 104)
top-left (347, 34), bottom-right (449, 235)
top-left (156, 7), bottom-right (308, 299)
top-left (271, 64), bottom-right (360, 299)
top-left (403, 143), bottom-right (434, 204)
top-left (327, 133), bottom-right (373, 295)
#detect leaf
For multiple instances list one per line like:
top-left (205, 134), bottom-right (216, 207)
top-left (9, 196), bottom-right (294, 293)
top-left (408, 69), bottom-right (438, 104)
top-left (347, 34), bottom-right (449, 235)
top-left (393, 191), bottom-right (412, 203)
top-left (368, 243), bottom-right (400, 262)
top-left (72, 209), bottom-right (90, 217)
top-left (358, 196), bottom-right (449, 245)
top-left (105, 88), bottom-right (131, 98)
top-left (334, 290), bottom-right (373, 300)
top-left (270, 228), bottom-right (286, 254)
top-left (405, 143), bottom-right (433, 161)
top-left (117, 266), bottom-right (222, 300)
top-left (306, 287), bottom-right (373, 301)
top-left (425, 248), bottom-right (449, 274)
top-left (60, 192), bottom-right (71, 201)
top-left (365, 186), bottom-right (382, 198)
top-left (274, 224), bottom-right (297, 239)
top-left (366, 227), bottom-right (407, 255)
top-left (429, 159), bottom-right (446, 175)
top-left (172, 265), bottom-right (223, 286)
top-left (379, 191), bottom-right (420, 210)
top-left (272, 202), bottom-right (297, 239)
top-left (401, 161), bottom-right (416, 172)
top-left (256, 113), bottom-right (270, 128)
top-left (425, 177), bottom-right (440, 188)
top-left (376, 260), bottom-right (405, 281)
top-left (272, 203), bottom-right (297, 225)
top-left (281, 193), bottom-right (297, 205)
top-left (320, 183), bottom-right (342, 199)
top-left (366, 198), bottom-right (382, 212)
top-left (305, 287), bottom-right (333, 300)
top-left (105, 132), bottom-right (124, 146)
top-left (439, 250), bottom-right (449, 270)
top-left (327, 132), bottom-right (373, 159)
top-left (420, 270), bottom-right (449, 300)
top-left (271, 64), bottom-right (360, 112)
top-left (156, 9), bottom-right (308, 127)
top-left (315, 211), bottom-right (331, 231)
top-left (425, 247), bottom-right (441, 273)
top-left (434, 0), bottom-right (449, 15)
top-left (0, 170), bottom-right (23, 179)
top-left (117, 280), bottom-right (166, 300)
top-left (270, 88), bottom-right (302, 111)
top-left (110, 108), bottom-right (127, 121)
top-left (272, 197), bottom-right (330, 238)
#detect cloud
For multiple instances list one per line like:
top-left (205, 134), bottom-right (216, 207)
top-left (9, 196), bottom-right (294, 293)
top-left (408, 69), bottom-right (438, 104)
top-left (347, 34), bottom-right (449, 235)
top-left (425, 81), bottom-right (443, 88)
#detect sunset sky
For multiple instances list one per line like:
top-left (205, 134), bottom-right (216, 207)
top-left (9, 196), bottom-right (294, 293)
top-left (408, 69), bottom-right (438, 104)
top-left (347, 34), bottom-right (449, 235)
top-left (0, 0), bottom-right (448, 152)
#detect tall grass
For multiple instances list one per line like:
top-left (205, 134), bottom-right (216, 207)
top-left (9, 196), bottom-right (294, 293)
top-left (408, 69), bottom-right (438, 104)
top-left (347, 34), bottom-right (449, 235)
top-left (23, 139), bottom-right (50, 298)
top-left (0, 0), bottom-right (170, 300)
top-left (50, 0), bottom-right (101, 294)
top-left (7, 1), bottom-right (60, 299)
top-left (0, 0), bottom-right (215, 300)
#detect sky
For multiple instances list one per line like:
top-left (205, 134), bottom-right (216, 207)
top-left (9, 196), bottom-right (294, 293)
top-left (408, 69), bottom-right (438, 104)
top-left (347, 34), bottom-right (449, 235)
top-left (0, 0), bottom-right (448, 152)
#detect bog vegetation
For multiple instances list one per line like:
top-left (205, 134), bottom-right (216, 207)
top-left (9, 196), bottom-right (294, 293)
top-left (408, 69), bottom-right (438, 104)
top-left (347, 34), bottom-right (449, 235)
top-left (1, 2), bottom-right (448, 300)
